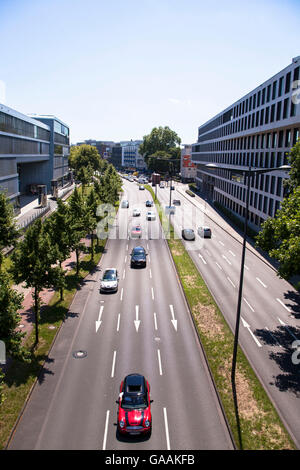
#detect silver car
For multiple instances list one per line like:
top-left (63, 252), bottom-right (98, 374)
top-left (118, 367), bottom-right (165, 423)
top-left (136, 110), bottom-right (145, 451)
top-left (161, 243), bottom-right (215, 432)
top-left (100, 268), bottom-right (119, 293)
top-left (182, 229), bottom-right (195, 241)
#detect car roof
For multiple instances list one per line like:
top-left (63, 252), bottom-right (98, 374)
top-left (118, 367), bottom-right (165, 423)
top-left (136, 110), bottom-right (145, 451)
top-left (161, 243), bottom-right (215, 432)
top-left (124, 374), bottom-right (146, 394)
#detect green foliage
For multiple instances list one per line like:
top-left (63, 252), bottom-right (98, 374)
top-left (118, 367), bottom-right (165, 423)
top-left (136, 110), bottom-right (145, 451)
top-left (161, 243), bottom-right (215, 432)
top-left (256, 140), bottom-right (300, 279)
top-left (256, 186), bottom-right (300, 279)
top-left (0, 193), bottom-right (18, 268)
top-left (0, 269), bottom-right (29, 362)
top-left (139, 126), bottom-right (181, 175)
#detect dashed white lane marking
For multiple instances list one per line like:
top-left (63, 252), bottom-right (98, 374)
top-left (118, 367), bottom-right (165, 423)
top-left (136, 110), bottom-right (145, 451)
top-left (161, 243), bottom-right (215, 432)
top-left (163, 408), bottom-right (171, 450)
top-left (157, 349), bottom-right (163, 375)
top-left (222, 255), bottom-right (232, 265)
top-left (198, 253), bottom-right (207, 264)
top-left (227, 276), bottom-right (236, 288)
top-left (276, 298), bottom-right (292, 313)
top-left (111, 351), bottom-right (116, 378)
top-left (215, 262), bottom-right (222, 270)
top-left (243, 297), bottom-right (254, 312)
top-left (102, 410), bottom-right (110, 450)
top-left (256, 277), bottom-right (267, 288)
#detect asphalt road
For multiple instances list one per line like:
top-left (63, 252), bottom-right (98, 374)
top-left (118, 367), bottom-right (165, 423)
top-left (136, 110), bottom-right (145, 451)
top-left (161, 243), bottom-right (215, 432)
top-left (7, 181), bottom-right (233, 450)
top-left (157, 181), bottom-right (300, 448)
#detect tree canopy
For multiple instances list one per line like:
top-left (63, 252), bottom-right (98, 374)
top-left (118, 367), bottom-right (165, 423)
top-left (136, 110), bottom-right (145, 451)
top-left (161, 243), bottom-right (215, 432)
top-left (139, 126), bottom-right (181, 174)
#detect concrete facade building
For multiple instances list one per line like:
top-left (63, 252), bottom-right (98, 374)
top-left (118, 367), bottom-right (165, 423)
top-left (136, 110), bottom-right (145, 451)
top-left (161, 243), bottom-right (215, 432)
top-left (191, 56), bottom-right (300, 231)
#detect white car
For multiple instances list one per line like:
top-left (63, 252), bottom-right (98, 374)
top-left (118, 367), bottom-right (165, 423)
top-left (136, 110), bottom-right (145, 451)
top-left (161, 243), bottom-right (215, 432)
top-left (121, 200), bottom-right (129, 208)
top-left (100, 268), bottom-right (119, 293)
top-left (133, 208), bottom-right (141, 217)
top-left (139, 185), bottom-right (145, 190)
top-left (146, 211), bottom-right (156, 221)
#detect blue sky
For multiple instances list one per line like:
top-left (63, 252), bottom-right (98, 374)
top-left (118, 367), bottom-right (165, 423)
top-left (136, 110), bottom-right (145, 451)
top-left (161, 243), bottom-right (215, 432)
top-left (0, 0), bottom-right (299, 145)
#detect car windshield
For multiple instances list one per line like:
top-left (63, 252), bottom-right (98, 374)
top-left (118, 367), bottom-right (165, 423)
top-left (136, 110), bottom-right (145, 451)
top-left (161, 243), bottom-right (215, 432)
top-left (133, 248), bottom-right (145, 255)
top-left (121, 395), bottom-right (148, 410)
top-left (134, 227), bottom-right (141, 231)
top-left (103, 270), bottom-right (117, 281)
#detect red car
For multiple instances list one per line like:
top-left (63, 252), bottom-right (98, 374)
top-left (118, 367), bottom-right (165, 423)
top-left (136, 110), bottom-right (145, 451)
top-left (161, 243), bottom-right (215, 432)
top-left (117, 374), bottom-right (152, 436)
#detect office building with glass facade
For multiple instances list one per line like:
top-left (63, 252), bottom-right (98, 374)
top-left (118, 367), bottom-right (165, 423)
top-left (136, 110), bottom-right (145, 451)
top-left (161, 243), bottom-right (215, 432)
top-left (0, 104), bottom-right (71, 212)
top-left (191, 56), bottom-right (300, 231)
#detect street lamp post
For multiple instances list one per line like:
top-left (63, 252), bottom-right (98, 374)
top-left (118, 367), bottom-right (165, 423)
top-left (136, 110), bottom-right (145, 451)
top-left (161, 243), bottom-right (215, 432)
top-left (205, 162), bottom-right (290, 448)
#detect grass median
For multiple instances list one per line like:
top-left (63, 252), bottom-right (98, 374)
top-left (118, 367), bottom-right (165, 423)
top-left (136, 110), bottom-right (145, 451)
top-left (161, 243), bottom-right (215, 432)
top-left (146, 184), bottom-right (295, 450)
top-left (0, 239), bottom-right (106, 450)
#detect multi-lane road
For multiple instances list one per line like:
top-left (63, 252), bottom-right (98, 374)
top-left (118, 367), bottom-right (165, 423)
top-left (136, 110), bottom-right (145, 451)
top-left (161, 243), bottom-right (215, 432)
top-left (7, 180), bottom-right (234, 450)
top-left (156, 181), bottom-right (300, 448)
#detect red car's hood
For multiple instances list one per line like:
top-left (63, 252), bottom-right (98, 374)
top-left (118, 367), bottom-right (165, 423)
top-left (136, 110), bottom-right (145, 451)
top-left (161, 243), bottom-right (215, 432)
top-left (119, 407), bottom-right (150, 426)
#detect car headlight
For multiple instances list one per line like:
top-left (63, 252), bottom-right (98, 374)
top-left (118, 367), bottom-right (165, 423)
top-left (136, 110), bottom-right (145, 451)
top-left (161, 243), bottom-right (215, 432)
top-left (119, 419), bottom-right (125, 428)
top-left (145, 419), bottom-right (150, 428)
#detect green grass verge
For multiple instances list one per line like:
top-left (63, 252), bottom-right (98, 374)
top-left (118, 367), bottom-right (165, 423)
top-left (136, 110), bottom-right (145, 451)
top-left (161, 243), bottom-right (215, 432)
top-left (145, 184), bottom-right (296, 450)
top-left (0, 239), bottom-right (106, 450)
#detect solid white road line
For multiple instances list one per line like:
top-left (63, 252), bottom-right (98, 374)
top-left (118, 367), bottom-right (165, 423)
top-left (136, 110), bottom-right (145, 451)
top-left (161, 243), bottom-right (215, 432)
top-left (111, 351), bottom-right (116, 378)
top-left (276, 298), bottom-right (292, 313)
top-left (198, 253), bottom-right (207, 264)
top-left (153, 312), bottom-right (158, 330)
top-left (102, 410), bottom-right (110, 450)
top-left (163, 408), bottom-right (171, 450)
top-left (256, 277), bottom-right (267, 288)
top-left (157, 349), bottom-right (163, 375)
top-left (151, 287), bottom-right (155, 300)
top-left (243, 297), bottom-right (254, 312)
top-left (222, 255), bottom-right (232, 265)
top-left (227, 276), bottom-right (236, 288)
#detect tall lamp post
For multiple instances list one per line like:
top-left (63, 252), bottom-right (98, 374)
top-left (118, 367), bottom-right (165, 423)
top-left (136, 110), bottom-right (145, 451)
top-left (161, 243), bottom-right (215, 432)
top-left (205, 162), bottom-right (291, 448)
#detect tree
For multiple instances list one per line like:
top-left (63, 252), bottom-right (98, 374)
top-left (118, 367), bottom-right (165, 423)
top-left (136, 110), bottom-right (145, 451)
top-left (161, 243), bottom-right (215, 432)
top-left (0, 192), bottom-right (18, 269)
top-left (256, 141), bottom-right (300, 279)
top-left (67, 187), bottom-right (87, 275)
top-left (86, 188), bottom-right (100, 258)
top-left (139, 126), bottom-right (181, 174)
top-left (43, 199), bottom-right (72, 300)
top-left (0, 269), bottom-right (29, 362)
top-left (11, 219), bottom-right (60, 345)
top-left (69, 145), bottom-right (102, 194)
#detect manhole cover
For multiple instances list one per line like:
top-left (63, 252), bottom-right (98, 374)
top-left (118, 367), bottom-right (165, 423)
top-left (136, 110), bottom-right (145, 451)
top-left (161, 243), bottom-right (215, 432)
top-left (73, 350), bottom-right (88, 359)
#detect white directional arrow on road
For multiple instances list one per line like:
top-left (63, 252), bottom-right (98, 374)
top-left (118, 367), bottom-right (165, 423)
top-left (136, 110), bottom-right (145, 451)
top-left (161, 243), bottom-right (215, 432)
top-left (134, 305), bottom-right (141, 332)
top-left (169, 305), bottom-right (178, 331)
top-left (241, 317), bottom-right (262, 347)
top-left (96, 306), bottom-right (104, 332)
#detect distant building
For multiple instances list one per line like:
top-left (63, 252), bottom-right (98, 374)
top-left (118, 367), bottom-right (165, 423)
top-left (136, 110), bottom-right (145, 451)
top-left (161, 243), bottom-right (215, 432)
top-left (121, 140), bottom-right (146, 170)
top-left (180, 144), bottom-right (196, 182)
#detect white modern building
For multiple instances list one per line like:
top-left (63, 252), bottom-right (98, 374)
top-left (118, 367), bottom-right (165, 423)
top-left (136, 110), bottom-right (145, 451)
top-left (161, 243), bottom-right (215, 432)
top-left (121, 140), bottom-right (146, 169)
top-left (191, 56), bottom-right (300, 231)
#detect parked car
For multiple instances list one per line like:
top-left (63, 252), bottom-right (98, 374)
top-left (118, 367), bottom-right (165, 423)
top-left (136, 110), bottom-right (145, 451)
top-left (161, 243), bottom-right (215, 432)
top-left (130, 246), bottom-right (147, 267)
top-left (100, 268), bottom-right (119, 293)
top-left (133, 208), bottom-right (141, 217)
top-left (145, 200), bottom-right (153, 207)
top-left (117, 374), bottom-right (152, 436)
top-left (198, 226), bottom-right (212, 238)
top-left (165, 205), bottom-right (176, 215)
top-left (182, 229), bottom-right (195, 240)
top-left (139, 185), bottom-right (145, 190)
top-left (131, 225), bottom-right (142, 239)
top-left (121, 200), bottom-right (129, 208)
top-left (173, 199), bottom-right (181, 205)
top-left (146, 211), bottom-right (156, 221)
top-left (170, 185), bottom-right (175, 190)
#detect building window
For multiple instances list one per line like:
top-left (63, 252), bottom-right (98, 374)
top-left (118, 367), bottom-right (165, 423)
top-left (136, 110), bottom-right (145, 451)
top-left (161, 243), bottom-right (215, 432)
top-left (283, 98), bottom-right (289, 119)
top-left (285, 72), bottom-right (291, 93)
top-left (278, 76), bottom-right (284, 97)
top-left (272, 81), bottom-right (277, 100)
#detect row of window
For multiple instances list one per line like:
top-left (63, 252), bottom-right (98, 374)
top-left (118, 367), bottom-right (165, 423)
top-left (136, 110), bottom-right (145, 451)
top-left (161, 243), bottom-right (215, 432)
top-left (197, 96), bottom-right (298, 143)
top-left (0, 112), bottom-right (50, 142)
top-left (0, 135), bottom-right (50, 155)
top-left (197, 65), bottom-right (299, 138)
top-left (215, 192), bottom-right (280, 227)
top-left (193, 127), bottom-right (299, 153)
top-left (215, 172), bottom-right (284, 201)
top-left (54, 132), bottom-right (69, 146)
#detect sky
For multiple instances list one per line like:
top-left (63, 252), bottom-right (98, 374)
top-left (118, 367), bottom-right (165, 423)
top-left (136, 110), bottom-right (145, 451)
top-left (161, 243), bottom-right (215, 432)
top-left (0, 0), bottom-right (299, 145)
